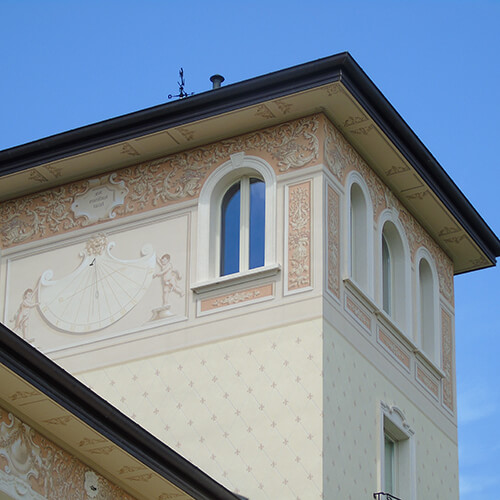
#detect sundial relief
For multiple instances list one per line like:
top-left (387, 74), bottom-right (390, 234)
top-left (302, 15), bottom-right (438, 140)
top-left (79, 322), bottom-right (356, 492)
top-left (38, 234), bottom-right (156, 332)
top-left (151, 253), bottom-right (184, 321)
top-left (7, 173), bottom-right (187, 345)
top-left (11, 232), bottom-right (185, 338)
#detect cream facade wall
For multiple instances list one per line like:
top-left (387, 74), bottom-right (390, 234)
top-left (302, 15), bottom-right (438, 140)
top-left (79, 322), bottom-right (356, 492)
top-left (322, 318), bottom-right (458, 500)
top-left (321, 119), bottom-right (458, 498)
top-left (0, 115), bottom-right (325, 361)
top-left (0, 113), bottom-right (458, 498)
top-left (79, 318), bottom-right (324, 500)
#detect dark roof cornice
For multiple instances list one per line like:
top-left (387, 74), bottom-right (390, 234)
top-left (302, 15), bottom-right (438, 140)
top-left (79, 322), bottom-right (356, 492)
top-left (0, 52), bottom-right (498, 261)
top-left (337, 57), bottom-right (500, 264)
top-left (0, 322), bottom-right (240, 500)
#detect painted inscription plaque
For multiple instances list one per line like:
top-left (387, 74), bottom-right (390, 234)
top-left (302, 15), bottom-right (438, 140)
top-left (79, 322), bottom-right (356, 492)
top-left (71, 174), bottom-right (128, 223)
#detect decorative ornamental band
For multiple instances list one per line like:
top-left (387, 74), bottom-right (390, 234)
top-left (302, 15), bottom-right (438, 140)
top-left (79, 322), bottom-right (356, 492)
top-left (0, 115), bottom-right (321, 249)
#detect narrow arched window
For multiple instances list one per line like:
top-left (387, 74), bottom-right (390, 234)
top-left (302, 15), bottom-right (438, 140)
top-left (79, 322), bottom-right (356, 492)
top-left (221, 181), bottom-right (241, 275)
top-left (382, 233), bottom-right (392, 315)
top-left (220, 177), bottom-right (265, 276)
top-left (350, 183), bottom-right (368, 290)
top-left (419, 258), bottom-right (436, 359)
top-left (381, 221), bottom-right (407, 327)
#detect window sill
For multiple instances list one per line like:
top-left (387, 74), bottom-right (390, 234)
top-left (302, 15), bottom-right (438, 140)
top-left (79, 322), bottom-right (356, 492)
top-left (415, 348), bottom-right (445, 379)
top-left (343, 280), bottom-right (445, 385)
top-left (343, 277), bottom-right (376, 313)
top-left (375, 309), bottom-right (418, 352)
top-left (343, 277), bottom-right (416, 354)
top-left (344, 277), bottom-right (416, 352)
top-left (376, 309), bottom-right (445, 380)
top-left (192, 264), bottom-right (281, 294)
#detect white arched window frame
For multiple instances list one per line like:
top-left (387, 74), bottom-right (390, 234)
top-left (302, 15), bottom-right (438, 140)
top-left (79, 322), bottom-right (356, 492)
top-left (345, 172), bottom-right (374, 298)
top-left (377, 210), bottom-right (411, 333)
top-left (195, 154), bottom-right (277, 285)
top-left (415, 248), bottom-right (440, 364)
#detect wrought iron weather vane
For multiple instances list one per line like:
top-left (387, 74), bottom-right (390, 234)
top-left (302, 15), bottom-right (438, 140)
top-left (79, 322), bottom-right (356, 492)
top-left (168, 68), bottom-right (194, 99)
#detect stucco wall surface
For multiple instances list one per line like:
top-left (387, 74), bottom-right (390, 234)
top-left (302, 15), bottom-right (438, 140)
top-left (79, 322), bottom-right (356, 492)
top-left (78, 319), bottom-right (324, 500)
top-left (323, 320), bottom-right (459, 500)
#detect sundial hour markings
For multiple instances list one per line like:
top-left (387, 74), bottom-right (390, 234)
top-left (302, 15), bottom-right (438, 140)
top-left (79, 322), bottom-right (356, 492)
top-left (90, 257), bottom-right (99, 299)
top-left (71, 262), bottom-right (94, 327)
top-left (39, 236), bottom-right (156, 333)
top-left (63, 262), bottom-right (92, 321)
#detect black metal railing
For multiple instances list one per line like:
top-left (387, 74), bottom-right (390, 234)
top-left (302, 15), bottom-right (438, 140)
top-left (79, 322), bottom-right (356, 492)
top-left (373, 493), bottom-right (403, 500)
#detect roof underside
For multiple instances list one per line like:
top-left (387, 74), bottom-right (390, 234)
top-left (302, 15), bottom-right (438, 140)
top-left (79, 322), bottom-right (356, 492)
top-left (0, 323), bottom-right (240, 500)
top-left (0, 52), bottom-right (498, 273)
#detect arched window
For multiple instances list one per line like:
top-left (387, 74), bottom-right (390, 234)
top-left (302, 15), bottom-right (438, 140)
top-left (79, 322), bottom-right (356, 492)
top-left (416, 252), bottom-right (439, 362)
top-left (346, 172), bottom-right (373, 297)
top-left (382, 232), bottom-right (392, 315)
top-left (350, 183), bottom-right (368, 289)
top-left (220, 177), bottom-right (265, 276)
top-left (196, 154), bottom-right (277, 285)
top-left (380, 218), bottom-right (409, 330)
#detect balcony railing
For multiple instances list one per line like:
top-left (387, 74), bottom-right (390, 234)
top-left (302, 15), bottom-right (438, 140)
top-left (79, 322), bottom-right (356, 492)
top-left (373, 493), bottom-right (403, 500)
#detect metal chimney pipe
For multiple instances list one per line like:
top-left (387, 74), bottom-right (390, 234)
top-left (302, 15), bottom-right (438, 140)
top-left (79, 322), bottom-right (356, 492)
top-left (210, 74), bottom-right (225, 89)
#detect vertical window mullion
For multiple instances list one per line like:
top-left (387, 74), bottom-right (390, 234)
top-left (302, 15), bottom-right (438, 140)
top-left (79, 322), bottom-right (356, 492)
top-left (240, 177), bottom-right (250, 272)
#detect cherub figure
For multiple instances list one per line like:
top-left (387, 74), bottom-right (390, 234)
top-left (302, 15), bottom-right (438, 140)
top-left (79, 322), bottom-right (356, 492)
top-left (12, 288), bottom-right (39, 339)
top-left (153, 254), bottom-right (184, 307)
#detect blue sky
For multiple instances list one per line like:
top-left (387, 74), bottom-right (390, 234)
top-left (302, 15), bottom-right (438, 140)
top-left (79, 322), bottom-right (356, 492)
top-left (1, 1), bottom-right (499, 497)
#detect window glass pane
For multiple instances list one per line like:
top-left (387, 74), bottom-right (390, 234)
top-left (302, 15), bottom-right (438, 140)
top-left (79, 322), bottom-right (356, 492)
top-left (350, 183), bottom-right (368, 289)
top-left (419, 259), bottom-right (434, 356)
top-left (384, 435), bottom-right (395, 493)
top-left (221, 182), bottom-right (240, 276)
top-left (249, 178), bottom-right (265, 269)
top-left (382, 234), bottom-right (391, 315)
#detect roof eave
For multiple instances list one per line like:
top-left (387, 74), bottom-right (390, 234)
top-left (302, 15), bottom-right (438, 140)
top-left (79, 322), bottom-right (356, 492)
top-left (0, 322), bottom-right (241, 500)
top-left (0, 53), bottom-right (349, 176)
top-left (0, 51), bottom-right (498, 262)
top-left (338, 57), bottom-right (500, 262)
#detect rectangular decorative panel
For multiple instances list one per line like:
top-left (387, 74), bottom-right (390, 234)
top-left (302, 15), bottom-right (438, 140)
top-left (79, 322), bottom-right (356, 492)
top-left (286, 181), bottom-right (312, 293)
top-left (377, 327), bottom-right (411, 371)
top-left (199, 284), bottom-right (273, 314)
top-left (345, 294), bottom-right (371, 333)
top-left (416, 363), bottom-right (439, 399)
top-left (327, 184), bottom-right (340, 300)
top-left (4, 214), bottom-right (189, 354)
top-left (441, 308), bottom-right (454, 412)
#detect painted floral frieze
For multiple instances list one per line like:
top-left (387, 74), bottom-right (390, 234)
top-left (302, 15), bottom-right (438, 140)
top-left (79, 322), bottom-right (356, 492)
top-left (0, 406), bottom-right (136, 500)
top-left (200, 284), bottom-right (273, 313)
top-left (0, 115), bottom-right (321, 249)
